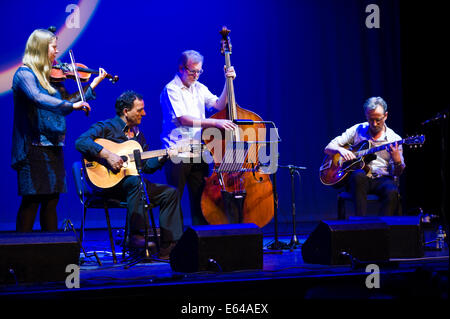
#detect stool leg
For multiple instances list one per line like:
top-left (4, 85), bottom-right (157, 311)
top-left (104, 203), bottom-right (117, 264)
top-left (122, 211), bottom-right (129, 260)
top-left (80, 206), bottom-right (87, 242)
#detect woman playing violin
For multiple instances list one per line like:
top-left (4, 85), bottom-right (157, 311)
top-left (11, 28), bottom-right (107, 232)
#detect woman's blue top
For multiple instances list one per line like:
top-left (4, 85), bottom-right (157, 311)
top-left (11, 66), bottom-right (95, 169)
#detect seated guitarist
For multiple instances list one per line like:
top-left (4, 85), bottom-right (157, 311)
top-left (75, 90), bottom-right (183, 259)
top-left (324, 97), bottom-right (406, 216)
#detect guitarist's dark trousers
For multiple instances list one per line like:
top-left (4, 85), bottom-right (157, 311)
top-left (164, 157), bottom-right (210, 226)
top-left (347, 169), bottom-right (400, 216)
top-left (94, 176), bottom-right (184, 245)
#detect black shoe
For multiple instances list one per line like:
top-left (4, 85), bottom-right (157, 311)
top-left (128, 234), bottom-right (157, 252)
top-left (159, 242), bottom-right (177, 260)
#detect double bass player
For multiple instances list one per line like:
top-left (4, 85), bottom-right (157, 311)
top-left (160, 49), bottom-right (237, 225)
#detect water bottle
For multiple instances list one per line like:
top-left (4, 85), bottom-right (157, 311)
top-left (436, 225), bottom-right (446, 249)
top-left (114, 228), bottom-right (125, 246)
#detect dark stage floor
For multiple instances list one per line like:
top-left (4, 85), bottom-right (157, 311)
top-left (0, 221), bottom-right (448, 312)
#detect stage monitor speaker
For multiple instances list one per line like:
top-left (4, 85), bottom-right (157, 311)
top-left (301, 220), bottom-right (390, 265)
top-left (349, 216), bottom-right (424, 258)
top-left (170, 223), bottom-right (263, 273)
top-left (0, 232), bottom-right (80, 284)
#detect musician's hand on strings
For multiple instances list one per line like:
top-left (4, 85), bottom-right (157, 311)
top-left (90, 67), bottom-right (108, 89)
top-left (339, 148), bottom-right (356, 161)
top-left (73, 101), bottom-right (91, 114)
top-left (99, 148), bottom-right (123, 172)
top-left (224, 66), bottom-right (236, 80)
top-left (214, 119), bottom-right (238, 131)
top-left (388, 142), bottom-right (402, 163)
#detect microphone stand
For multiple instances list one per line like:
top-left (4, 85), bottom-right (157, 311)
top-left (266, 162), bottom-right (290, 251)
top-left (125, 150), bottom-right (160, 268)
top-left (422, 109), bottom-right (449, 233)
top-left (63, 219), bottom-right (102, 266)
top-left (232, 119), bottom-right (288, 250)
top-left (278, 165), bottom-right (307, 249)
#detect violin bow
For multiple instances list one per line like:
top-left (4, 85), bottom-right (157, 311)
top-left (68, 50), bottom-right (89, 116)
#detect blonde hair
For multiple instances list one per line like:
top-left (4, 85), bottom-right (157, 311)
top-left (22, 29), bottom-right (56, 94)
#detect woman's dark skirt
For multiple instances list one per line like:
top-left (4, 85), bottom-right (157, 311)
top-left (16, 145), bottom-right (67, 196)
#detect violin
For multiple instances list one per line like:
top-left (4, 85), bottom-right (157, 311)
top-left (50, 62), bottom-right (119, 83)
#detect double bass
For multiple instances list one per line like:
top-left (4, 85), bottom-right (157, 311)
top-left (200, 27), bottom-right (274, 228)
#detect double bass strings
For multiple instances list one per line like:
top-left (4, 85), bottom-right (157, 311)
top-left (215, 141), bottom-right (264, 173)
top-left (217, 141), bottom-right (247, 172)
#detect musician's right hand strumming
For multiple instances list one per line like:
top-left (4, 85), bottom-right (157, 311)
top-left (338, 148), bottom-right (356, 161)
top-left (99, 148), bottom-right (123, 171)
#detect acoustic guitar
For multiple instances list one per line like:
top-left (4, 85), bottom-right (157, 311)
top-left (83, 138), bottom-right (201, 189)
top-left (319, 135), bottom-right (425, 187)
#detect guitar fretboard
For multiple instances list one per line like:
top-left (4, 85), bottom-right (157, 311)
top-left (127, 149), bottom-right (168, 162)
top-left (354, 139), bottom-right (404, 158)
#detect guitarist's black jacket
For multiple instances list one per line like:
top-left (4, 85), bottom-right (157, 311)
top-left (75, 115), bottom-right (166, 175)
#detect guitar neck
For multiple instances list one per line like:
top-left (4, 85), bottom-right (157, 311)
top-left (355, 139), bottom-right (404, 157)
top-left (128, 149), bottom-right (167, 162)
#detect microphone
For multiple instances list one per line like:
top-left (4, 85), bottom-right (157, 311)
top-left (233, 119), bottom-right (257, 125)
top-left (233, 119), bottom-right (278, 125)
top-left (279, 164), bottom-right (307, 170)
top-left (233, 119), bottom-right (280, 126)
top-left (133, 149), bottom-right (143, 172)
top-left (421, 110), bottom-right (448, 126)
top-left (232, 119), bottom-right (282, 143)
top-left (288, 165), bottom-right (307, 170)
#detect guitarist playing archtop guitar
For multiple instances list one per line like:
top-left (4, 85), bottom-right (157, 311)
top-left (322, 97), bottom-right (409, 217)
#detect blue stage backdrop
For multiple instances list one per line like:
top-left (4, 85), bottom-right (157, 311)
top-left (0, 0), bottom-right (403, 230)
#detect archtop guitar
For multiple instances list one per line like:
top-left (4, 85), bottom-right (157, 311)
top-left (319, 135), bottom-right (425, 187)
